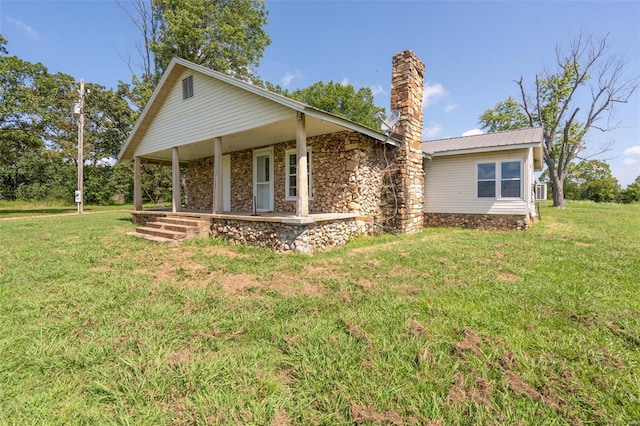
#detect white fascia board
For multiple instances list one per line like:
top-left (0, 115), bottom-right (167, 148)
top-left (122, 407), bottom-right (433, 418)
top-left (426, 142), bottom-right (542, 158)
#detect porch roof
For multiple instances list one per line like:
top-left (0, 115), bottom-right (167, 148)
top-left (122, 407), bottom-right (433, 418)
top-left (118, 58), bottom-right (392, 164)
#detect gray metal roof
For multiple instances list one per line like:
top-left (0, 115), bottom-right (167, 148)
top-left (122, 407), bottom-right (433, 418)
top-left (422, 127), bottom-right (544, 156)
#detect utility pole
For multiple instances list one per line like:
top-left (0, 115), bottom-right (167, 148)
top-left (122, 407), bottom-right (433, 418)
top-left (75, 80), bottom-right (85, 214)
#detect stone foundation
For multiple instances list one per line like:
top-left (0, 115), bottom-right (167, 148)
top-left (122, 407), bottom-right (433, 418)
top-left (131, 212), bottom-right (165, 226)
top-left (130, 211), bottom-right (374, 253)
top-left (423, 212), bottom-right (531, 230)
top-left (209, 216), bottom-right (373, 254)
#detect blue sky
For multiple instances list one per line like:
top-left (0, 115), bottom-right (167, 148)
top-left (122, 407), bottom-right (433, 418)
top-left (1, 0), bottom-right (639, 186)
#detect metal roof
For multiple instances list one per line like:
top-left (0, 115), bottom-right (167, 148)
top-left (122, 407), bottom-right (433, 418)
top-left (422, 127), bottom-right (544, 156)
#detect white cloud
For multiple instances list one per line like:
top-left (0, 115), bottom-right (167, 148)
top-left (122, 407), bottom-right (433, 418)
top-left (423, 82), bottom-right (448, 108)
top-left (444, 104), bottom-right (458, 113)
top-left (280, 70), bottom-right (302, 87)
top-left (340, 77), bottom-right (350, 86)
top-left (461, 129), bottom-right (484, 137)
top-left (423, 122), bottom-right (443, 138)
top-left (622, 158), bottom-right (638, 166)
top-left (370, 84), bottom-right (385, 96)
top-left (623, 145), bottom-right (640, 156)
top-left (6, 16), bottom-right (39, 39)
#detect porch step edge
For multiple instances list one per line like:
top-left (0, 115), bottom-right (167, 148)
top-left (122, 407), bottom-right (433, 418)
top-left (135, 226), bottom-right (186, 240)
top-left (126, 231), bottom-right (178, 245)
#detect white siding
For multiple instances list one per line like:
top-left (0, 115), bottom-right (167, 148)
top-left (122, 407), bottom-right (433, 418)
top-left (135, 69), bottom-right (295, 157)
top-left (424, 149), bottom-right (533, 215)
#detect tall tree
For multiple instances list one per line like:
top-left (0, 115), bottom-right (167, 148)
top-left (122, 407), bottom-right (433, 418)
top-left (0, 37), bottom-right (48, 167)
top-left (267, 81), bottom-right (385, 130)
top-left (479, 32), bottom-right (638, 208)
top-left (118, 0), bottom-right (270, 95)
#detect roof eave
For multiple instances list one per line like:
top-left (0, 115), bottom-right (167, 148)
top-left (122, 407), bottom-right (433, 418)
top-left (425, 142), bottom-right (543, 158)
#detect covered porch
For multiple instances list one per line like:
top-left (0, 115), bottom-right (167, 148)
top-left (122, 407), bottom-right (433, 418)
top-left (118, 58), bottom-right (388, 251)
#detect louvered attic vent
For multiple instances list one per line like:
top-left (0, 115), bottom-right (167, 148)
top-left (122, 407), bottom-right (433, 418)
top-left (182, 75), bottom-right (194, 100)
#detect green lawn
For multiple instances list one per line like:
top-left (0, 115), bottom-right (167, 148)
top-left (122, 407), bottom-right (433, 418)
top-left (0, 202), bottom-right (638, 425)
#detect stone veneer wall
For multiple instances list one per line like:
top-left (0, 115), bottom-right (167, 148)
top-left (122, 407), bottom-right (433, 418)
top-left (185, 157), bottom-right (214, 211)
top-left (210, 216), bottom-right (373, 254)
top-left (424, 213), bottom-right (531, 230)
top-left (185, 131), bottom-right (399, 228)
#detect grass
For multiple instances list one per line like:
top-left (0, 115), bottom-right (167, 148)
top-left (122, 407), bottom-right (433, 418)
top-left (0, 201), bottom-right (174, 220)
top-left (0, 201), bottom-right (638, 425)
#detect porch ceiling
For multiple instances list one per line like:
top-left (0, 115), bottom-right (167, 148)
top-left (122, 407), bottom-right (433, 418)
top-left (138, 114), bottom-right (349, 164)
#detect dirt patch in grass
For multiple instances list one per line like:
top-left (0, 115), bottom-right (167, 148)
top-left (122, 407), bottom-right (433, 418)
top-left (447, 372), bottom-right (492, 407)
top-left (497, 272), bottom-right (521, 281)
top-left (272, 409), bottom-right (291, 426)
top-left (454, 328), bottom-right (482, 356)
top-left (408, 318), bottom-right (425, 337)
top-left (350, 402), bottom-right (404, 425)
top-left (218, 273), bottom-right (260, 295)
top-left (167, 348), bottom-right (192, 366)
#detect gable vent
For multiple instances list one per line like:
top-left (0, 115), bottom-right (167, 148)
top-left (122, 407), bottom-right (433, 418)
top-left (182, 75), bottom-right (194, 100)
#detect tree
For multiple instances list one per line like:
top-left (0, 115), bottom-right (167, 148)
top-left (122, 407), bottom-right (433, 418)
top-left (479, 32), bottom-right (638, 208)
top-left (478, 96), bottom-right (529, 132)
top-left (267, 81), bottom-right (385, 130)
top-left (619, 182), bottom-right (640, 204)
top-left (0, 39), bottom-right (49, 168)
top-left (570, 160), bottom-right (620, 202)
top-left (118, 0), bottom-right (271, 92)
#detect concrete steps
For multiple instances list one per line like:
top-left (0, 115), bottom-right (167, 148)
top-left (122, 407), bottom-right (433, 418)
top-left (127, 215), bottom-right (210, 244)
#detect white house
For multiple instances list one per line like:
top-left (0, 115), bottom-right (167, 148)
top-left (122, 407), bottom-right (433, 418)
top-left (422, 127), bottom-right (544, 230)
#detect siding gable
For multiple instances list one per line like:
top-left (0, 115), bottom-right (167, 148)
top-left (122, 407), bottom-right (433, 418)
top-left (134, 69), bottom-right (295, 157)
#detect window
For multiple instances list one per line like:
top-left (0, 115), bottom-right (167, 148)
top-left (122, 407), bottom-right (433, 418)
top-left (285, 148), bottom-right (312, 200)
top-left (477, 163), bottom-right (496, 198)
top-left (477, 161), bottom-right (522, 198)
top-left (501, 161), bottom-right (521, 198)
top-left (182, 75), bottom-right (194, 100)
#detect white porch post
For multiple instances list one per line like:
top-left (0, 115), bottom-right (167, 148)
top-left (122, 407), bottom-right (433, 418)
top-left (296, 111), bottom-right (309, 217)
top-left (172, 147), bottom-right (181, 212)
top-left (212, 137), bottom-right (223, 213)
top-left (133, 156), bottom-right (142, 211)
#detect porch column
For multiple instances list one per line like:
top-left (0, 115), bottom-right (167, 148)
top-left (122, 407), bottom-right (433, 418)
top-left (296, 111), bottom-right (309, 217)
top-left (212, 137), bottom-right (223, 213)
top-left (172, 147), bottom-right (181, 212)
top-left (133, 156), bottom-right (142, 211)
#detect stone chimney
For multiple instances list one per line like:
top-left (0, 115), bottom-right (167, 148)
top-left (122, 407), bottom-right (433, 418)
top-left (390, 50), bottom-right (425, 233)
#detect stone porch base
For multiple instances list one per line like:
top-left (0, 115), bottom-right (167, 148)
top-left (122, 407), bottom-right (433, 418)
top-left (130, 210), bottom-right (374, 253)
top-left (423, 212), bottom-right (532, 230)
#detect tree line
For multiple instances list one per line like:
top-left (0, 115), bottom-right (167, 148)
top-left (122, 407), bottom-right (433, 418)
top-left (1, 2), bottom-right (638, 207)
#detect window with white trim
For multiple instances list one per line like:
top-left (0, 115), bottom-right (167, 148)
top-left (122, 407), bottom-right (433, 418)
top-left (285, 148), bottom-right (312, 200)
top-left (182, 75), bottom-right (194, 100)
top-left (477, 161), bottom-right (522, 198)
top-left (501, 161), bottom-right (521, 198)
top-left (477, 163), bottom-right (496, 198)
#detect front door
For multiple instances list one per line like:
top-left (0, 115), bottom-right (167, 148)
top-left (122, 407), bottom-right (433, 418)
top-left (253, 148), bottom-right (273, 212)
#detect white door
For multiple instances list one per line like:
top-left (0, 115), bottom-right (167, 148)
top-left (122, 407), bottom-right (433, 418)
top-left (222, 154), bottom-right (231, 211)
top-left (253, 149), bottom-right (273, 212)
